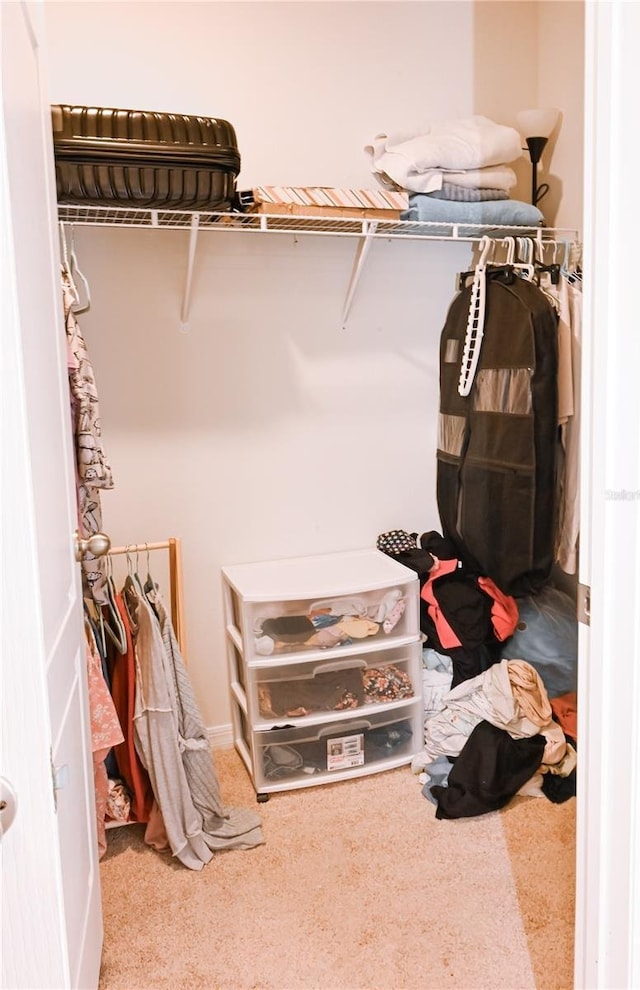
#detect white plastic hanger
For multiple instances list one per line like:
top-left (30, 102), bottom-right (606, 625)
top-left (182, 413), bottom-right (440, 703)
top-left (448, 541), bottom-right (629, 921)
top-left (513, 236), bottom-right (535, 280)
top-left (69, 235), bottom-right (91, 314)
top-left (59, 222), bottom-right (91, 313)
top-left (59, 222), bottom-right (79, 302)
top-left (458, 235), bottom-right (492, 397)
top-left (504, 235), bottom-right (516, 265)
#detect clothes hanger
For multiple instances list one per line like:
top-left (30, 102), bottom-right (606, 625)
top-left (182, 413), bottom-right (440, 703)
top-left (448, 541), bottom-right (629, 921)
top-left (458, 235), bottom-right (492, 397)
top-left (59, 222), bottom-right (92, 313)
top-left (559, 239), bottom-right (582, 283)
top-left (512, 237), bottom-right (535, 281)
top-left (69, 227), bottom-right (91, 315)
top-left (458, 235), bottom-right (534, 290)
top-left (142, 543), bottom-right (157, 599)
top-left (132, 547), bottom-right (147, 596)
top-left (504, 236), bottom-right (516, 265)
top-left (517, 238), bottom-right (560, 311)
top-left (59, 222), bottom-right (81, 303)
top-left (529, 237), bottom-right (561, 285)
top-left (102, 553), bottom-right (128, 655)
top-left (120, 547), bottom-right (142, 630)
top-left (83, 596), bottom-right (108, 660)
top-left (457, 236), bottom-right (498, 290)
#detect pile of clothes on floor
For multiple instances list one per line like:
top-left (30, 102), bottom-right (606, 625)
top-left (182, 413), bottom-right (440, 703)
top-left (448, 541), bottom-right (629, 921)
top-left (365, 114), bottom-right (544, 229)
top-left (377, 529), bottom-right (577, 819)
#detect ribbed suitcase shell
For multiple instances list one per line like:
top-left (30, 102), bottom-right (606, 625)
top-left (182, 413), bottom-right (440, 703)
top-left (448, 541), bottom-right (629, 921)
top-left (52, 104), bottom-right (241, 211)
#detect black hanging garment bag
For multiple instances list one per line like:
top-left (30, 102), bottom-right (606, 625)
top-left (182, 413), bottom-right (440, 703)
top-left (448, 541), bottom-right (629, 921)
top-left (52, 104), bottom-right (241, 212)
top-left (436, 270), bottom-right (559, 597)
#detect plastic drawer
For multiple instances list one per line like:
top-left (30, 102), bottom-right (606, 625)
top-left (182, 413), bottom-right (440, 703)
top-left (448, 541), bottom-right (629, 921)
top-left (222, 549), bottom-right (419, 662)
top-left (253, 702), bottom-right (423, 792)
top-left (251, 642), bottom-right (421, 724)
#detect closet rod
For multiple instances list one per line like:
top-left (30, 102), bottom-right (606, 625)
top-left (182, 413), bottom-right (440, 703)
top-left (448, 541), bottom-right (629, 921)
top-left (108, 537), bottom-right (186, 659)
top-left (109, 540), bottom-right (176, 554)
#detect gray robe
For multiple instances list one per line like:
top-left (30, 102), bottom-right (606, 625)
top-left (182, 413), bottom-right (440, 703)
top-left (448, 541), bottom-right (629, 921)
top-left (128, 580), bottom-right (263, 870)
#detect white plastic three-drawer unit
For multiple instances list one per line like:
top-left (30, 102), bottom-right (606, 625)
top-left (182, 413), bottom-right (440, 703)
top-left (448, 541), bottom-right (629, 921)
top-left (221, 548), bottom-right (423, 801)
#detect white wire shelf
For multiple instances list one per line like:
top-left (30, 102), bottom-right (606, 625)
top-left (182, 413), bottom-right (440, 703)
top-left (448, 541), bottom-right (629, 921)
top-left (56, 202), bottom-right (580, 243)
top-left (57, 203), bottom-right (581, 330)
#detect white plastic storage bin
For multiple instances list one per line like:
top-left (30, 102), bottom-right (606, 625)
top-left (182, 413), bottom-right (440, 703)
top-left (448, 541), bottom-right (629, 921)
top-left (253, 702), bottom-right (423, 794)
top-left (250, 641), bottom-right (421, 726)
top-left (223, 548), bottom-right (419, 662)
top-left (222, 548), bottom-right (422, 799)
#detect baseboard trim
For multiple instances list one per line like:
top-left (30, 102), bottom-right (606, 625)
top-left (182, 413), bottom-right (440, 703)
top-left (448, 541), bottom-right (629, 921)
top-left (207, 722), bottom-right (234, 749)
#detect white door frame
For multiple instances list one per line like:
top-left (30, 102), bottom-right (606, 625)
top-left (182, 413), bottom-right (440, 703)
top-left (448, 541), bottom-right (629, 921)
top-left (574, 2), bottom-right (640, 987)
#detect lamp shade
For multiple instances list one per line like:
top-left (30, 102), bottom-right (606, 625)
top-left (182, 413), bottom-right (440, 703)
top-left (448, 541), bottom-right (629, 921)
top-left (516, 108), bottom-right (560, 139)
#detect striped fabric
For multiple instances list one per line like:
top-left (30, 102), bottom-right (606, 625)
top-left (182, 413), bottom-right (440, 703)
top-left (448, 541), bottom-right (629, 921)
top-left (253, 185), bottom-right (408, 211)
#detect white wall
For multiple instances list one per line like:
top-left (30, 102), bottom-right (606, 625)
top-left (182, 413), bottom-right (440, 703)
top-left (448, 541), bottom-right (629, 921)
top-left (472, 0), bottom-right (538, 206)
top-left (43, 1), bottom-right (474, 188)
top-left (473, 0), bottom-right (584, 230)
top-left (43, 1), bottom-right (583, 731)
top-left (537, 0), bottom-right (585, 231)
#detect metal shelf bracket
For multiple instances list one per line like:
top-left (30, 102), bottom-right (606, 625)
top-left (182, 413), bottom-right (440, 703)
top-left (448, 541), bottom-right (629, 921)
top-left (341, 220), bottom-right (378, 328)
top-left (179, 212), bottom-right (200, 333)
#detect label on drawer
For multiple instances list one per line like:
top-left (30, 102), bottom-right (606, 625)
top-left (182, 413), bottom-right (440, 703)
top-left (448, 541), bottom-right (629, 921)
top-left (326, 733), bottom-right (365, 771)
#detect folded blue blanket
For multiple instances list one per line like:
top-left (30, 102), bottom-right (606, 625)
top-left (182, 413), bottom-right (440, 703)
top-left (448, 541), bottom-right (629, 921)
top-left (429, 183), bottom-right (508, 202)
top-left (402, 194), bottom-right (544, 228)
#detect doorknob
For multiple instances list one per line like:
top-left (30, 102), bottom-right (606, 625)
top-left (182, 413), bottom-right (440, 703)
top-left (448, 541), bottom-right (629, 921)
top-left (0, 777), bottom-right (18, 839)
top-left (74, 531), bottom-right (111, 561)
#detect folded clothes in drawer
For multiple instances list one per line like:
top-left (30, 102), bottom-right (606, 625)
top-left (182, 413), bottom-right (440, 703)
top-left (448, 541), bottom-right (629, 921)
top-left (252, 587), bottom-right (414, 657)
top-left (222, 548), bottom-right (420, 662)
top-left (255, 708), bottom-right (420, 786)
top-left (254, 644), bottom-right (419, 720)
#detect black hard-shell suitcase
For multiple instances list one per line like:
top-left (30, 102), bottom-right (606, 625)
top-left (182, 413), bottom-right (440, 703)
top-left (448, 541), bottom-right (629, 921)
top-left (52, 104), bottom-right (241, 211)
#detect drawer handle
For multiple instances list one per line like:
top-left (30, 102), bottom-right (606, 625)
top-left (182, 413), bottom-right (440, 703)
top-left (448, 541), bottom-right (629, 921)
top-left (319, 719), bottom-right (371, 737)
top-left (311, 659), bottom-right (367, 676)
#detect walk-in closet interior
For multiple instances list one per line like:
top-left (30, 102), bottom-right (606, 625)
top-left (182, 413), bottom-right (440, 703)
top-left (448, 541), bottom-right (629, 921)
top-left (14, 0), bottom-right (635, 986)
top-left (44, 0), bottom-right (584, 736)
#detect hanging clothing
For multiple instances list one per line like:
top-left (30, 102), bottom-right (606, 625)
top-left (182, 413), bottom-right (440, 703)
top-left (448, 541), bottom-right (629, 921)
top-left (84, 622), bottom-right (124, 858)
top-left (555, 277), bottom-right (583, 574)
top-left (105, 593), bottom-right (155, 823)
top-left (124, 578), bottom-right (264, 870)
top-left (436, 271), bottom-right (560, 596)
top-left (63, 268), bottom-right (114, 604)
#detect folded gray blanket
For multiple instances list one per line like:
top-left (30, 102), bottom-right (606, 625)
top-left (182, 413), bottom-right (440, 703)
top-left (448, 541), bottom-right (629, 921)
top-left (427, 183), bottom-right (508, 202)
top-left (402, 195), bottom-right (544, 228)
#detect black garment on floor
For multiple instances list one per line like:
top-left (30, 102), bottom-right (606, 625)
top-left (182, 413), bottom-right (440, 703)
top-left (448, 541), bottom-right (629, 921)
top-left (541, 733), bottom-right (577, 804)
top-left (431, 720), bottom-right (546, 819)
top-left (541, 770), bottom-right (576, 804)
top-left (447, 643), bottom-right (502, 689)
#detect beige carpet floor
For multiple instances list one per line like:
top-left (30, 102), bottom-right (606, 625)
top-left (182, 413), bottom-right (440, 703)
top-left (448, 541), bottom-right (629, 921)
top-left (98, 747), bottom-right (575, 990)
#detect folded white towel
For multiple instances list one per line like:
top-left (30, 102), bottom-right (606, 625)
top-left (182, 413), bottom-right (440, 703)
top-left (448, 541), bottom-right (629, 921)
top-left (366, 163), bottom-right (518, 196)
top-left (365, 115), bottom-right (523, 194)
top-left (443, 166), bottom-right (518, 191)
